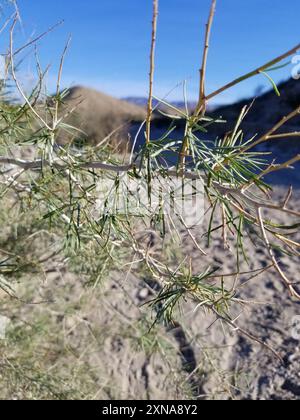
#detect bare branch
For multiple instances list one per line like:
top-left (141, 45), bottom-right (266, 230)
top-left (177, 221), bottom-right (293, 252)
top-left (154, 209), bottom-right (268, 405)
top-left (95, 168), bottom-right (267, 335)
top-left (54, 35), bottom-right (72, 128)
top-left (267, 132), bottom-right (300, 140)
top-left (13, 20), bottom-right (64, 57)
top-left (0, 156), bottom-right (133, 173)
top-left (283, 186), bottom-right (293, 208)
top-left (9, 17), bottom-right (51, 130)
top-left (205, 43), bottom-right (300, 102)
top-left (250, 155), bottom-right (300, 184)
top-left (194, 0), bottom-right (217, 116)
top-left (0, 12), bottom-right (14, 35)
top-left (257, 207), bottom-right (300, 299)
top-left (209, 306), bottom-right (283, 363)
top-left (146, 0), bottom-right (159, 144)
top-left (241, 105), bottom-right (300, 153)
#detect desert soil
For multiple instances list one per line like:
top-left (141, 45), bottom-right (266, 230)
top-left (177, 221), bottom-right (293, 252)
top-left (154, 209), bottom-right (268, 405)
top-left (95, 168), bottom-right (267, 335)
top-left (0, 186), bottom-right (300, 400)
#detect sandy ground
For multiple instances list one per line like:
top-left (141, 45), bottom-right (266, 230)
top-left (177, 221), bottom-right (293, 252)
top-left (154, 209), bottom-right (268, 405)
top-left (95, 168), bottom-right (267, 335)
top-left (0, 185), bottom-right (300, 400)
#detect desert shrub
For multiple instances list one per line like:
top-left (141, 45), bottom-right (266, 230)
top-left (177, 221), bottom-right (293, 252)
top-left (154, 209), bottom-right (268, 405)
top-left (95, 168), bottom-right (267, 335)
top-left (1, 0), bottom-right (300, 396)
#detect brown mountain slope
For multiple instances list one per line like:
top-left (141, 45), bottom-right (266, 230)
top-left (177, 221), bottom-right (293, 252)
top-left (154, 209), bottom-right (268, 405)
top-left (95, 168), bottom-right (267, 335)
top-left (57, 86), bottom-right (147, 149)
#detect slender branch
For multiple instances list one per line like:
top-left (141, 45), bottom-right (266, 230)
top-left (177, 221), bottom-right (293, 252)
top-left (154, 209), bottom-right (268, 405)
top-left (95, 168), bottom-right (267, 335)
top-left (209, 306), bottom-right (283, 363)
top-left (56, 98), bottom-right (85, 126)
top-left (241, 105), bottom-right (300, 153)
top-left (13, 20), bottom-right (64, 57)
top-left (80, 161), bottom-right (132, 172)
top-left (146, 0), bottom-right (159, 144)
top-left (263, 106), bottom-right (300, 139)
top-left (283, 186), bottom-right (293, 208)
top-left (195, 0), bottom-right (217, 116)
top-left (205, 42), bottom-right (300, 102)
top-left (9, 17), bottom-right (51, 130)
top-left (220, 184), bottom-right (300, 218)
top-left (54, 35), bottom-right (72, 129)
top-left (0, 156), bottom-right (133, 173)
top-left (179, 1), bottom-right (216, 175)
top-left (252, 155), bottom-right (300, 182)
top-left (178, 214), bottom-right (207, 256)
top-left (208, 265), bottom-right (274, 280)
top-left (257, 207), bottom-right (300, 299)
top-left (0, 12), bottom-right (14, 35)
top-left (267, 132), bottom-right (300, 140)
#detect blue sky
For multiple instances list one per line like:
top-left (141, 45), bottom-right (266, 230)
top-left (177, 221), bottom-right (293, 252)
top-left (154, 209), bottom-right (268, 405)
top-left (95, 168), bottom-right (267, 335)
top-left (8, 0), bottom-right (300, 104)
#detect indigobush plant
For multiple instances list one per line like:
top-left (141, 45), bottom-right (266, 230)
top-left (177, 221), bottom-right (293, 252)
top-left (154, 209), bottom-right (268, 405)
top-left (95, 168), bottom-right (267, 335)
top-left (1, 0), bottom-right (300, 361)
